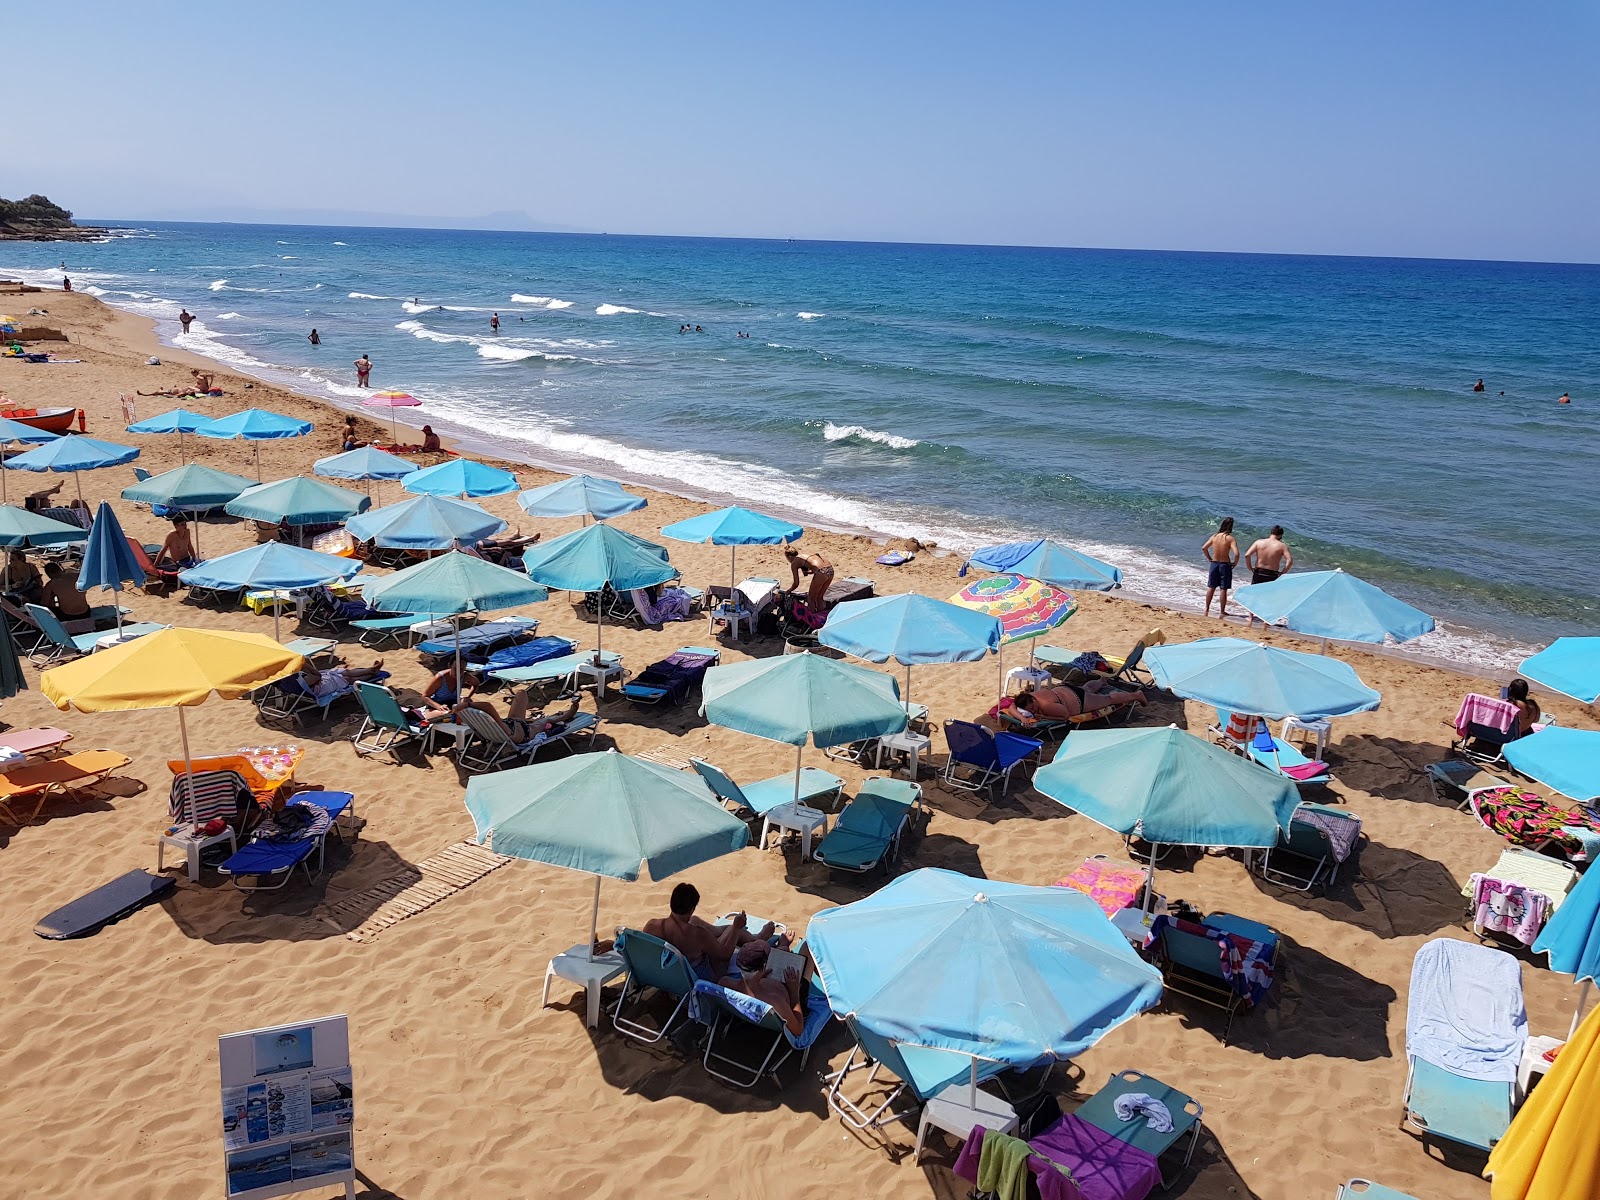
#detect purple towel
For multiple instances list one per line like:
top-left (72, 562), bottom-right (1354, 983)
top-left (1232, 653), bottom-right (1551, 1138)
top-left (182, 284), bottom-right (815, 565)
top-left (954, 1125), bottom-right (1083, 1200)
top-left (958, 1115), bottom-right (1163, 1200)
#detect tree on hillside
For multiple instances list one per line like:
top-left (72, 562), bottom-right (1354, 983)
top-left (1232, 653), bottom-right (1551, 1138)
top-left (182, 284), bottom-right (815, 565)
top-left (0, 195), bottom-right (75, 226)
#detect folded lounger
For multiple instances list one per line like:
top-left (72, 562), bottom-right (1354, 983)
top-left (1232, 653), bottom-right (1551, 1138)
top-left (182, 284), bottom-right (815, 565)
top-left (621, 646), bottom-right (720, 705)
top-left (1401, 937), bottom-right (1524, 1154)
top-left (690, 757), bottom-right (844, 818)
top-left (813, 777), bottom-right (922, 875)
top-left (34, 870), bottom-right (177, 940)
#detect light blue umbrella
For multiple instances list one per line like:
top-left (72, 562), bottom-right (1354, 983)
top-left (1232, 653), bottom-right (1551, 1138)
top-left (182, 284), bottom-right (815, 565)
top-left (0, 416), bottom-right (59, 503)
top-left (224, 476), bottom-right (370, 529)
top-left (522, 523), bottom-right (676, 661)
top-left (963, 537), bottom-right (1124, 592)
top-left (0, 505), bottom-right (87, 550)
top-left (121, 463), bottom-right (259, 513)
top-left (178, 542), bottom-right (361, 639)
top-left (401, 458), bottom-right (518, 499)
top-left (363, 549), bottom-right (547, 682)
top-left (1504, 727), bottom-right (1600, 804)
top-left (4, 436), bottom-right (140, 505)
top-left (701, 651), bottom-right (907, 811)
top-left (1034, 724), bottom-right (1302, 910)
top-left (820, 592), bottom-right (1002, 708)
top-left (1233, 568), bottom-right (1436, 646)
top-left (1534, 858), bottom-right (1600, 1036)
top-left (517, 473), bottom-right (647, 524)
top-left (807, 868), bottom-right (1163, 1095)
top-left (313, 445), bottom-right (419, 482)
top-left (661, 504), bottom-right (802, 597)
top-left (466, 749), bottom-right (750, 960)
top-left (194, 408), bottom-right (314, 480)
top-left (76, 502), bottom-right (146, 636)
top-left (345, 494), bottom-right (507, 550)
top-left (125, 406), bottom-right (210, 464)
top-left (1522, 638), bottom-right (1600, 705)
top-left (1144, 636), bottom-right (1381, 720)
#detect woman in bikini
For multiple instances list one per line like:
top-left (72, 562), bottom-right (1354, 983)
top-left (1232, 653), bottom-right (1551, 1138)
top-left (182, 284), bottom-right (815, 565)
top-left (1013, 672), bottom-right (1147, 721)
top-left (784, 546), bottom-right (835, 611)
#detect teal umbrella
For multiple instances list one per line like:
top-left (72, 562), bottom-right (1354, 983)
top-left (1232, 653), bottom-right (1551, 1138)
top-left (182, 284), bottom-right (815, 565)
top-left (194, 408), bottom-right (314, 480)
top-left (660, 504), bottom-right (801, 598)
top-left (345, 494), bottom-right (507, 550)
top-left (363, 549), bottom-right (548, 682)
top-left (314, 444), bottom-right (419, 484)
top-left (1144, 637), bottom-right (1381, 720)
top-left (224, 475), bottom-right (370, 532)
top-left (964, 538), bottom-right (1124, 592)
top-left (402, 458), bottom-right (518, 499)
top-left (1521, 638), bottom-right (1600, 705)
top-left (178, 542), bottom-right (362, 639)
top-left (518, 473), bottom-right (646, 524)
top-left (0, 416), bottom-right (59, 503)
top-left (819, 592), bottom-right (1002, 708)
top-left (125, 406), bottom-right (210, 464)
top-left (1034, 724), bottom-right (1302, 910)
top-left (1233, 568), bottom-right (1436, 646)
top-left (1534, 858), bottom-right (1600, 1036)
top-left (0, 505), bottom-right (87, 550)
top-left (522, 523), bottom-right (677, 663)
top-left (121, 463), bottom-right (259, 516)
top-left (76, 502), bottom-right (146, 636)
top-left (1504, 727), bottom-right (1600, 804)
top-left (701, 652), bottom-right (907, 810)
top-left (466, 749), bottom-right (750, 959)
top-left (4, 435), bottom-right (140, 505)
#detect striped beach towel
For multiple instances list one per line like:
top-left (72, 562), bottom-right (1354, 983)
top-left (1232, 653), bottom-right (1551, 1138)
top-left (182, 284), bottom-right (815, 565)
top-left (169, 769), bottom-right (250, 826)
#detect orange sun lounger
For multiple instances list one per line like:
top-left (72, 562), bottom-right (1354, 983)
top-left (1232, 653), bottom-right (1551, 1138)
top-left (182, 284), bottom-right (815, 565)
top-left (0, 750), bottom-right (133, 824)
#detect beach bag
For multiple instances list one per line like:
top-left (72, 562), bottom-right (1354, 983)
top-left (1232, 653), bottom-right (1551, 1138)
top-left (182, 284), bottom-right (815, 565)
top-left (1015, 1091), bottom-right (1062, 1141)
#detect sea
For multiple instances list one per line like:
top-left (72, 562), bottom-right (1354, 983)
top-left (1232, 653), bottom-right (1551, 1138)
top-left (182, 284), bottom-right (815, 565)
top-left (4, 223), bottom-right (1598, 671)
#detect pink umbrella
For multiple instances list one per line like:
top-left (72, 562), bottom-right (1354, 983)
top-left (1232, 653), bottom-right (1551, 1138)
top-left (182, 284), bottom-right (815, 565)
top-left (363, 391), bottom-right (422, 443)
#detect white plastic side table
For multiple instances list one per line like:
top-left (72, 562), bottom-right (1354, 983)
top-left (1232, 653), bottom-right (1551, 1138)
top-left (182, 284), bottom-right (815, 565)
top-left (760, 802), bottom-right (829, 860)
top-left (877, 729), bottom-right (932, 779)
top-left (1280, 716), bottom-right (1332, 758)
top-left (157, 826), bottom-right (238, 882)
top-left (1517, 1034), bottom-right (1565, 1103)
top-left (914, 1084), bottom-right (1018, 1162)
top-left (575, 658), bottom-right (624, 698)
top-left (541, 944), bottom-right (627, 1029)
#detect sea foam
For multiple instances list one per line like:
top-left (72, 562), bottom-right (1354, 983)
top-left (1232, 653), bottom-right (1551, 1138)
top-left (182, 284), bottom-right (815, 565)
top-left (823, 422), bottom-right (919, 450)
top-left (595, 304), bottom-right (640, 316)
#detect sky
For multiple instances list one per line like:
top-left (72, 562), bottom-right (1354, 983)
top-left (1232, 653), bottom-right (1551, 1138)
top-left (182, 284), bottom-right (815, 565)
top-left (14, 2), bottom-right (1600, 261)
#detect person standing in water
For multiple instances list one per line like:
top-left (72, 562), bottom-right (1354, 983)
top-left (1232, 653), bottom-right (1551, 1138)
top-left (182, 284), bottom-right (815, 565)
top-left (1245, 525), bottom-right (1293, 585)
top-left (1473, 378), bottom-right (1486, 392)
top-left (1201, 517), bottom-right (1239, 619)
top-left (179, 309), bottom-right (194, 333)
top-left (490, 313), bottom-right (500, 333)
top-left (354, 354), bottom-right (372, 387)
top-left (308, 329), bottom-right (321, 346)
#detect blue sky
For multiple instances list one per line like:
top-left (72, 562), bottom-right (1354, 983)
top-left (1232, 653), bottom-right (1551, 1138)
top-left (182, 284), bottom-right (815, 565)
top-left (22, 2), bottom-right (1600, 260)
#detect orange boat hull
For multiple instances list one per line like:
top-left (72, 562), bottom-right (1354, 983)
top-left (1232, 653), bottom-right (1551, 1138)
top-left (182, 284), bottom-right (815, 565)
top-left (0, 406), bottom-right (77, 433)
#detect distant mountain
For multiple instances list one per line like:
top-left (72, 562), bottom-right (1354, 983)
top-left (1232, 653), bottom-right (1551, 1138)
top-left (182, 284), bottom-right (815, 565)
top-left (91, 206), bottom-right (591, 235)
top-left (0, 193), bottom-right (108, 241)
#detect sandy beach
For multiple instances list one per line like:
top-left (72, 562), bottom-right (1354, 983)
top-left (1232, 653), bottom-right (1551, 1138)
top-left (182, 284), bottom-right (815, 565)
top-left (0, 286), bottom-right (1591, 1199)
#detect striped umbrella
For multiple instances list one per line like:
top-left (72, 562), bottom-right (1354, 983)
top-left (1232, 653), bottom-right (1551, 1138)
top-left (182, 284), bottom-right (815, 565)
top-left (950, 572), bottom-right (1078, 699)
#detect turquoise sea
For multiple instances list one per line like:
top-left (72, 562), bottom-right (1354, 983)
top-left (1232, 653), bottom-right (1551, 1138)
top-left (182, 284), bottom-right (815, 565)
top-left (4, 224), bottom-right (1598, 668)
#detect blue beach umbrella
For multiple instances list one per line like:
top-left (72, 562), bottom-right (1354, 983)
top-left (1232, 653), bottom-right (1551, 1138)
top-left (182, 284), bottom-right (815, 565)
top-left (1534, 859), bottom-right (1600, 1036)
top-left (1521, 638), bottom-right (1600, 705)
top-left (178, 542), bottom-right (361, 640)
top-left (661, 505), bottom-right (802, 596)
top-left (224, 476), bottom-right (370, 529)
top-left (1233, 568), bottom-right (1436, 646)
top-left (194, 408), bottom-right (314, 480)
top-left (313, 445), bottom-right (419, 482)
top-left (517, 473), bottom-right (647, 524)
top-left (121, 463), bottom-right (259, 514)
top-left (345, 494), bottom-right (507, 550)
top-left (4, 435), bottom-right (140, 505)
top-left (125, 406), bottom-right (211, 463)
top-left (522, 522), bottom-right (676, 661)
top-left (1144, 636), bottom-right (1381, 720)
top-left (1504, 727), bottom-right (1600, 804)
top-left (963, 537), bottom-right (1124, 592)
top-left (76, 502), bottom-right (146, 636)
top-left (466, 749), bottom-right (750, 958)
top-left (807, 868), bottom-right (1163, 1095)
top-left (0, 416), bottom-right (59, 503)
top-left (401, 458), bottom-right (518, 500)
top-left (0, 505), bottom-right (87, 550)
top-left (820, 592), bottom-right (1001, 708)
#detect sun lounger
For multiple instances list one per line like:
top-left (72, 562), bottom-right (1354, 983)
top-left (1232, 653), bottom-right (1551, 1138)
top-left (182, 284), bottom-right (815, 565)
top-left (287, 789), bottom-right (357, 839)
top-left (258, 669), bottom-right (389, 726)
top-left (124, 536), bottom-right (188, 595)
top-left (0, 749), bottom-right (133, 824)
top-left (491, 649), bottom-right (621, 688)
top-left (1470, 785), bottom-right (1600, 864)
top-left (690, 977), bottom-right (832, 1088)
top-left (1246, 719), bottom-right (1333, 784)
top-left (1335, 1182), bottom-right (1419, 1200)
top-left (281, 636), bottom-right (338, 665)
top-left (1461, 845), bottom-right (1578, 948)
top-left (1425, 759), bottom-right (1510, 810)
top-left (824, 1016), bottom-right (1008, 1131)
top-left (23, 602), bottom-right (163, 665)
top-left (216, 798), bottom-right (334, 891)
top-left (455, 706), bottom-right (598, 772)
top-left (621, 646), bottom-right (720, 705)
top-left (1154, 912), bottom-right (1279, 1043)
top-left (350, 682), bottom-right (428, 759)
top-left (415, 616), bottom-right (537, 664)
top-left (0, 726), bottom-right (73, 758)
top-left (1402, 938), bottom-right (1524, 1154)
top-left (347, 613), bottom-right (422, 648)
top-left (1255, 803), bottom-right (1363, 891)
top-left (611, 927), bottom-right (702, 1044)
top-left (942, 719), bottom-right (1042, 797)
top-left (34, 869), bottom-right (176, 940)
top-left (466, 635), bottom-right (577, 678)
top-left (690, 757), bottom-right (844, 818)
top-left (168, 768), bottom-right (253, 830)
top-left (814, 777), bottom-right (923, 875)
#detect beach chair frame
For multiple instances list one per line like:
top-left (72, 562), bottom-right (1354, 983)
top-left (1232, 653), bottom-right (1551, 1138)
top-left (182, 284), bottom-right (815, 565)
top-left (1256, 817), bottom-right (1338, 892)
top-left (940, 719), bottom-right (1042, 798)
top-left (695, 984), bottom-right (816, 1090)
top-left (1072, 1068), bottom-right (1204, 1189)
top-left (455, 706), bottom-right (598, 773)
top-left (350, 682), bottom-right (427, 759)
top-left (611, 928), bottom-right (700, 1045)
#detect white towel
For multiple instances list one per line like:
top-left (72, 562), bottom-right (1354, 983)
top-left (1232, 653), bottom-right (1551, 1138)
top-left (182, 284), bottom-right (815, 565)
top-left (1112, 1092), bottom-right (1173, 1133)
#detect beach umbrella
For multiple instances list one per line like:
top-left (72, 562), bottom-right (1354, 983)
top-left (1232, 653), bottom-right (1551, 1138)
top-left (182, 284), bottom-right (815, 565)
top-left (0, 505), bottom-right (87, 551)
top-left (1233, 568), bottom-right (1436, 646)
top-left (224, 475), bottom-right (370, 535)
top-left (121, 462), bottom-right (259, 512)
top-left (807, 868), bottom-right (1163, 1100)
top-left (465, 749), bottom-right (749, 963)
top-left (125, 406), bottom-right (211, 464)
top-left (76, 502), bottom-right (146, 637)
top-left (1034, 724), bottom-right (1302, 911)
top-left (963, 537), bottom-right (1124, 592)
top-left (1484, 1000), bottom-right (1600, 1200)
top-left (1503, 727), bottom-right (1600, 805)
top-left (0, 604), bottom-right (25, 701)
top-left (1144, 636), bottom-right (1381, 720)
top-left (950, 572), bottom-right (1079, 701)
top-left (313, 444), bottom-right (419, 488)
top-left (517, 473), bottom-right (647, 524)
top-left (1534, 858), bottom-right (1600, 1037)
top-left (820, 592), bottom-right (1001, 709)
top-left (1521, 638), bottom-right (1600, 705)
top-left (194, 408), bottom-right (314, 480)
top-left (522, 523), bottom-right (676, 663)
top-left (345, 494), bottom-right (507, 550)
top-left (178, 543), bottom-right (362, 640)
top-left (661, 505), bottom-right (802, 598)
top-left (362, 390), bottom-right (421, 443)
top-left (0, 416), bottom-right (60, 502)
top-left (401, 458), bottom-right (518, 500)
top-left (39, 628), bottom-right (302, 828)
top-left (4, 435), bottom-right (140, 505)
top-left (701, 652), bottom-right (907, 809)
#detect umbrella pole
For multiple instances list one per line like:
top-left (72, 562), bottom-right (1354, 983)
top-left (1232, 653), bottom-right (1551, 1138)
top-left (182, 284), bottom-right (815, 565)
top-left (177, 706), bottom-right (196, 830)
top-left (969, 1055), bottom-right (978, 1108)
top-left (179, 428), bottom-right (187, 464)
top-left (1142, 841), bottom-right (1160, 916)
top-left (390, 409), bottom-right (398, 444)
top-left (730, 546), bottom-right (737, 601)
top-left (74, 471), bottom-right (83, 508)
top-left (587, 874), bottom-right (602, 963)
top-left (112, 586), bottom-right (123, 636)
top-left (792, 742), bottom-right (803, 808)
top-left (254, 442), bottom-right (262, 482)
top-left (904, 662), bottom-right (913, 712)
top-left (454, 616), bottom-right (464, 706)
top-left (1573, 980), bottom-right (1592, 1039)
top-left (272, 601), bottom-right (281, 643)
top-left (996, 645), bottom-right (1005, 705)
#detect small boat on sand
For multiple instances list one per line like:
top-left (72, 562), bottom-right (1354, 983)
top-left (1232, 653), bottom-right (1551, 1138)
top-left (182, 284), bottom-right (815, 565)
top-left (0, 405), bottom-right (77, 433)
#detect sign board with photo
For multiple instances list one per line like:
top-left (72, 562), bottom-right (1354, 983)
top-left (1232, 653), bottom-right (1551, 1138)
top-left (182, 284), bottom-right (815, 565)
top-left (218, 1015), bottom-right (355, 1200)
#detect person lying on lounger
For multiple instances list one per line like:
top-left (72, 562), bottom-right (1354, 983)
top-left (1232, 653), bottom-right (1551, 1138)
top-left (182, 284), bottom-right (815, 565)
top-left (728, 940), bottom-right (811, 1037)
top-left (475, 530), bottom-right (541, 567)
top-left (460, 691), bottom-right (581, 741)
top-left (642, 882), bottom-right (788, 983)
top-left (1012, 673), bottom-right (1147, 722)
top-left (22, 481), bottom-right (64, 513)
top-left (299, 659), bottom-right (386, 704)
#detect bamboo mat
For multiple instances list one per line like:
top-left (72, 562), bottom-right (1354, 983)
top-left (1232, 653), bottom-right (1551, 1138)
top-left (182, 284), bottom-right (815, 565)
top-left (636, 743), bottom-right (693, 771)
top-left (319, 841), bottom-right (511, 942)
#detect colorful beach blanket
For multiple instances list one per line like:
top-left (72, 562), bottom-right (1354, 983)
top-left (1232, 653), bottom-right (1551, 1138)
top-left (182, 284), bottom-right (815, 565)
top-left (1055, 858), bottom-right (1146, 917)
top-left (1471, 786), bottom-right (1600, 862)
top-left (1154, 916), bottom-right (1276, 1007)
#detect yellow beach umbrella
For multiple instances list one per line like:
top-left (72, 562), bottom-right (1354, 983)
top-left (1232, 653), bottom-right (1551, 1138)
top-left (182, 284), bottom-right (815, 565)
top-left (1485, 1000), bottom-right (1600, 1199)
top-left (41, 627), bottom-right (303, 827)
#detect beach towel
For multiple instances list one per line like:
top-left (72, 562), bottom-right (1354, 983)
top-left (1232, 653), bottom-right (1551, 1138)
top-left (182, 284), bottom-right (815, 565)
top-left (480, 636), bottom-right (576, 674)
top-left (1405, 937), bottom-right (1526, 1082)
top-left (687, 980), bottom-right (832, 1049)
top-left (1154, 916), bottom-right (1275, 1006)
top-left (629, 586), bottom-right (694, 624)
top-left (1455, 693), bottom-right (1518, 739)
top-left (1111, 1093), bottom-right (1173, 1133)
top-left (168, 769), bottom-right (251, 826)
top-left (1469, 875), bottom-right (1549, 947)
top-left (956, 1126), bottom-right (1084, 1200)
top-left (1472, 786), bottom-right (1600, 862)
top-left (253, 800), bottom-right (331, 843)
top-left (1055, 858), bottom-right (1146, 917)
top-left (1296, 807), bottom-right (1362, 863)
top-left (977, 1129), bottom-right (1043, 1200)
top-left (875, 550), bottom-right (914, 566)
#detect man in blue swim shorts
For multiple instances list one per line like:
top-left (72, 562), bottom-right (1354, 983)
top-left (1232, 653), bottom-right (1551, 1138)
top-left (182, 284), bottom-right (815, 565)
top-left (1201, 517), bottom-right (1239, 619)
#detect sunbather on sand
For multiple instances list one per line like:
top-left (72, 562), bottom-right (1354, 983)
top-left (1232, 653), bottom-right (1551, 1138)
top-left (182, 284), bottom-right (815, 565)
top-left (729, 940), bottom-right (810, 1037)
top-left (299, 660), bottom-right (386, 704)
top-left (136, 385), bottom-right (190, 398)
top-left (642, 882), bottom-right (787, 983)
top-left (1013, 673), bottom-right (1146, 721)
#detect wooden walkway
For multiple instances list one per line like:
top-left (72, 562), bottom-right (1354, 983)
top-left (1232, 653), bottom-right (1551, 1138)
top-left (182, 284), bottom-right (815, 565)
top-left (319, 841), bottom-right (511, 942)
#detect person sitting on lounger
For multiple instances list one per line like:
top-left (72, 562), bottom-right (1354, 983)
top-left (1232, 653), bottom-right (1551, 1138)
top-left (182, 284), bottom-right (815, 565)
top-left (22, 481), bottom-right (64, 513)
top-left (631, 582), bottom-right (694, 624)
top-left (462, 690), bottom-right (581, 742)
top-left (156, 515), bottom-right (198, 568)
top-left (298, 659), bottom-right (386, 704)
top-left (42, 561), bottom-right (93, 621)
top-left (1506, 677), bottom-right (1541, 738)
top-left (643, 882), bottom-right (787, 983)
top-left (403, 663), bottom-right (475, 721)
top-left (6, 549), bottom-right (43, 604)
top-left (1012, 673), bottom-right (1147, 722)
top-left (729, 940), bottom-right (810, 1037)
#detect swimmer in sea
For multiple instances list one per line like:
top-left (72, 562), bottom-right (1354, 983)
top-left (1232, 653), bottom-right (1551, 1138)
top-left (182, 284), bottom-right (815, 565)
top-left (1473, 378), bottom-right (1485, 392)
top-left (1559, 392), bottom-right (1571, 405)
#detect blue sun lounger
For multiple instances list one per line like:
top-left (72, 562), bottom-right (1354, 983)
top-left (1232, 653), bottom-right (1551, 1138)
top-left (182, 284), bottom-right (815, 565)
top-left (1249, 720), bottom-right (1333, 785)
top-left (814, 777), bottom-right (922, 875)
top-left (691, 978), bottom-right (832, 1088)
top-left (612, 928), bottom-right (702, 1044)
top-left (216, 798), bottom-right (342, 891)
top-left (621, 646), bottom-right (720, 705)
top-left (467, 635), bottom-right (577, 679)
top-left (690, 757), bottom-right (844, 818)
top-left (1336, 1181), bottom-right (1419, 1200)
top-left (416, 616), bottom-right (539, 664)
top-left (349, 613), bottom-right (423, 648)
top-left (491, 650), bottom-right (621, 688)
